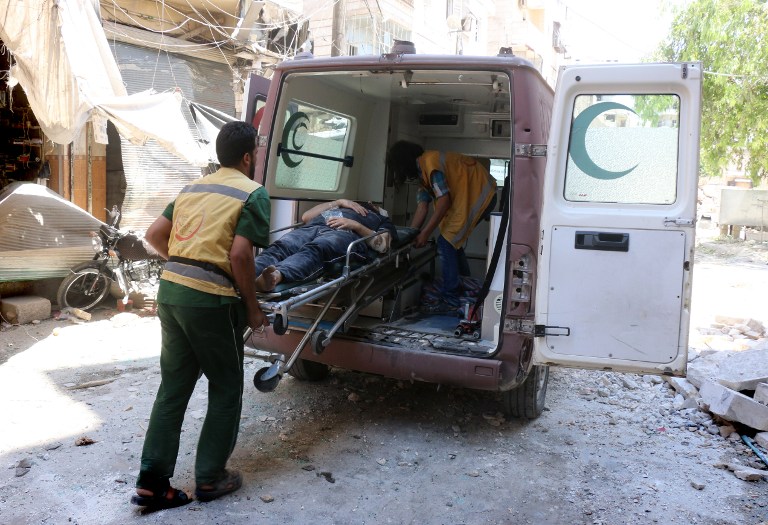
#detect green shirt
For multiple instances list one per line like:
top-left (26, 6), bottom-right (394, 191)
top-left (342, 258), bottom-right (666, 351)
top-left (157, 185), bottom-right (271, 307)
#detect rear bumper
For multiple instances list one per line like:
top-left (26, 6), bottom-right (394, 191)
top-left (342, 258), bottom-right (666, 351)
top-left (251, 330), bottom-right (527, 392)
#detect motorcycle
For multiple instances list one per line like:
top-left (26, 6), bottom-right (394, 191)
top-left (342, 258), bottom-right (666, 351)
top-left (56, 206), bottom-right (165, 311)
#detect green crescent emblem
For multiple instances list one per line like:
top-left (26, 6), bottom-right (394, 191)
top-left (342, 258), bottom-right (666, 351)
top-left (570, 101), bottom-right (638, 180)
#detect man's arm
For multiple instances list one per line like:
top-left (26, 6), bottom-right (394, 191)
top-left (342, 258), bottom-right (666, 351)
top-left (302, 199), bottom-right (368, 223)
top-left (414, 194), bottom-right (451, 248)
top-left (410, 201), bottom-right (429, 229)
top-left (144, 215), bottom-right (172, 260)
top-left (230, 234), bottom-right (268, 330)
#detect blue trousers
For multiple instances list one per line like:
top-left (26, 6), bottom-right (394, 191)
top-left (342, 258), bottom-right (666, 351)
top-left (255, 224), bottom-right (366, 283)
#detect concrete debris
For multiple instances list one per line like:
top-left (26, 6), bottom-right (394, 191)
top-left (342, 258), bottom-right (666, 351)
top-left (690, 479), bottom-right (705, 490)
top-left (74, 436), bottom-right (96, 446)
top-left (714, 461), bottom-right (768, 481)
top-left (700, 381), bottom-right (768, 431)
top-left (14, 458), bottom-right (32, 477)
top-left (687, 348), bottom-right (768, 391)
top-left (1, 296), bottom-right (51, 325)
top-left (260, 494), bottom-right (275, 503)
top-left (733, 467), bottom-right (768, 481)
top-left (64, 307), bottom-right (92, 321)
top-left (755, 383), bottom-right (768, 406)
top-left (718, 425), bottom-right (736, 438)
top-left (665, 377), bottom-right (699, 399)
top-left (756, 433), bottom-right (768, 449)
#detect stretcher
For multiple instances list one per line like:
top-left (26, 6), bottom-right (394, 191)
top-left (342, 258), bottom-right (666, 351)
top-left (252, 225), bottom-right (434, 391)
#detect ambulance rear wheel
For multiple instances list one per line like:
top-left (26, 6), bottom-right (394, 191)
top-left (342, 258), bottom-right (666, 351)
top-left (287, 359), bottom-right (330, 382)
top-left (502, 364), bottom-right (549, 419)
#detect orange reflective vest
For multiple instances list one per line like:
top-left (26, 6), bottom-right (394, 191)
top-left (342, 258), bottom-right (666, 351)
top-left (418, 151), bottom-right (497, 248)
top-left (162, 168), bottom-right (262, 297)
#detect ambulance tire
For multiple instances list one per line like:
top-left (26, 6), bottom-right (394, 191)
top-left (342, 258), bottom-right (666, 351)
top-left (287, 358), bottom-right (330, 382)
top-left (502, 364), bottom-right (549, 419)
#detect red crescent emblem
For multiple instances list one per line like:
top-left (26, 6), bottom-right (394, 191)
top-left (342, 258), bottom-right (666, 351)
top-left (174, 212), bottom-right (205, 241)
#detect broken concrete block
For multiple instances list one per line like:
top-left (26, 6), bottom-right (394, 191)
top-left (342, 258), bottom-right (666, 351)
top-left (718, 424), bottom-right (736, 438)
top-left (746, 318), bottom-right (766, 334)
top-left (688, 348), bottom-right (768, 391)
top-left (755, 432), bottom-right (768, 449)
top-left (715, 315), bottom-right (747, 326)
top-left (755, 383), bottom-right (768, 406)
top-left (700, 381), bottom-right (768, 431)
top-left (666, 377), bottom-right (699, 399)
top-left (0, 296), bottom-right (51, 325)
top-left (733, 467), bottom-right (768, 481)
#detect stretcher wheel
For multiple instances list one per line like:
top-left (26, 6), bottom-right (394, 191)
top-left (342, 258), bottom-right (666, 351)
top-left (272, 314), bottom-right (287, 335)
top-left (253, 366), bottom-right (281, 392)
top-left (454, 328), bottom-right (464, 337)
top-left (311, 330), bottom-right (328, 355)
top-left (472, 331), bottom-right (481, 340)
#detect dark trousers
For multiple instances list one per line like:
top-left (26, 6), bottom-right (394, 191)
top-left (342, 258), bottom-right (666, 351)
top-left (255, 224), bottom-right (364, 283)
top-left (137, 302), bottom-right (246, 488)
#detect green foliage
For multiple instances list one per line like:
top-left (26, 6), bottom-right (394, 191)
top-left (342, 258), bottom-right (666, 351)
top-left (634, 95), bottom-right (679, 127)
top-left (656, 0), bottom-right (768, 183)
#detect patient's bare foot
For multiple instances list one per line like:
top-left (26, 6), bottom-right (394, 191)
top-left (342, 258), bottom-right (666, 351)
top-left (255, 266), bottom-right (282, 291)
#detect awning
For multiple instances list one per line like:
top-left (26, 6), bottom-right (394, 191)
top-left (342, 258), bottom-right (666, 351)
top-left (0, 0), bottom-right (208, 166)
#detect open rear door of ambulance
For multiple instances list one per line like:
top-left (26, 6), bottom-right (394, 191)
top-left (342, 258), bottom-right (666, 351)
top-left (533, 62), bottom-right (702, 375)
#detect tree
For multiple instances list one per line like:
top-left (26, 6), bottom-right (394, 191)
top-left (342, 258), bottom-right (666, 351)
top-left (655, 0), bottom-right (768, 183)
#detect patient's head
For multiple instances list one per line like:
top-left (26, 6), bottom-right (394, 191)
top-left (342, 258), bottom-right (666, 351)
top-left (363, 201), bottom-right (389, 218)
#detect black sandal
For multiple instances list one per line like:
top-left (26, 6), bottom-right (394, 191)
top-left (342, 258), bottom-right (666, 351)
top-left (195, 469), bottom-right (242, 502)
top-left (131, 487), bottom-right (191, 509)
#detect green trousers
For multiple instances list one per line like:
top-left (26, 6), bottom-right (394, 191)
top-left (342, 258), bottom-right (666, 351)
top-left (137, 302), bottom-right (246, 489)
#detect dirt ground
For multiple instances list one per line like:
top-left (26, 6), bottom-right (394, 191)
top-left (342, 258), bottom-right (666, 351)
top-left (1, 222), bottom-right (768, 525)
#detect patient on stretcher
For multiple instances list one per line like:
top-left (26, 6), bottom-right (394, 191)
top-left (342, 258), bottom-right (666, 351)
top-left (254, 199), bottom-right (398, 292)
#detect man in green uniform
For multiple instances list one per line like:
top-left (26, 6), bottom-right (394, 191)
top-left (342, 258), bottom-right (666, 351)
top-left (131, 121), bottom-right (271, 509)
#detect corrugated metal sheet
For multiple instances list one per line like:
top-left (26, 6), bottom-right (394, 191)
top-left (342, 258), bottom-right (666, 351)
top-left (0, 182), bottom-right (104, 281)
top-left (110, 42), bottom-right (236, 231)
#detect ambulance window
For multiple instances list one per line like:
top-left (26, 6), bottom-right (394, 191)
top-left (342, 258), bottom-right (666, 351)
top-left (564, 94), bottom-right (680, 205)
top-left (489, 159), bottom-right (509, 184)
top-left (275, 101), bottom-right (352, 191)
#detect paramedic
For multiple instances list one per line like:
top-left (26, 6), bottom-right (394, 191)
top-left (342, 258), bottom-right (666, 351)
top-left (387, 140), bottom-right (497, 313)
top-left (254, 199), bottom-right (397, 292)
top-left (132, 121), bottom-right (271, 509)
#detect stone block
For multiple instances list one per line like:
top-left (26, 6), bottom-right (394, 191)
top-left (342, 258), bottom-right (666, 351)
top-left (665, 377), bottom-right (699, 399)
top-left (715, 315), bottom-right (747, 326)
top-left (746, 318), bottom-right (766, 334)
top-left (755, 383), bottom-right (768, 406)
top-left (716, 348), bottom-right (768, 391)
top-left (755, 432), bottom-right (768, 449)
top-left (700, 381), bottom-right (768, 431)
top-left (0, 296), bottom-right (51, 324)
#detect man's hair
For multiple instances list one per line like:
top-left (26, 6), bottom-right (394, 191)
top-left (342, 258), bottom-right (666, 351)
top-left (387, 140), bottom-right (424, 186)
top-left (216, 121), bottom-right (257, 167)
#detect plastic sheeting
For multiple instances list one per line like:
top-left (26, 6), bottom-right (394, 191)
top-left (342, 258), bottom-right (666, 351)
top-left (0, 0), bottom-right (208, 166)
top-left (0, 182), bottom-right (105, 282)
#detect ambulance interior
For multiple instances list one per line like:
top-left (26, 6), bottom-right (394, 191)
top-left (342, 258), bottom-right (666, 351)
top-left (261, 67), bottom-right (518, 356)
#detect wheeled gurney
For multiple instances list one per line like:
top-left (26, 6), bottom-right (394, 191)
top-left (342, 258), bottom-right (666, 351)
top-left (252, 225), bottom-right (434, 391)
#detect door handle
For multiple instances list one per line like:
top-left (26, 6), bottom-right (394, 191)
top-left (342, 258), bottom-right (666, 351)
top-left (574, 231), bottom-right (629, 252)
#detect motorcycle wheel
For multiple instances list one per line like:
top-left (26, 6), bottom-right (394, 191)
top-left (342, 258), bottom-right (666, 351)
top-left (57, 267), bottom-right (111, 311)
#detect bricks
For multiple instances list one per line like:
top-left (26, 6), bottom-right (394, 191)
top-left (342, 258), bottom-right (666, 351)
top-left (700, 381), bottom-right (768, 432)
top-left (0, 296), bottom-right (51, 325)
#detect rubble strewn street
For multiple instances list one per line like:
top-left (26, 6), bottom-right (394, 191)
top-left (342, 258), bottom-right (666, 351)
top-left (1, 225), bottom-right (768, 525)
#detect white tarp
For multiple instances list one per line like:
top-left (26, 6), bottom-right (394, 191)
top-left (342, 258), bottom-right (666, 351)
top-left (0, 0), bottom-right (208, 166)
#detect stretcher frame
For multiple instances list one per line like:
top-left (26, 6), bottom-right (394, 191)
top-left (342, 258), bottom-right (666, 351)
top-left (256, 225), bottom-right (431, 359)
